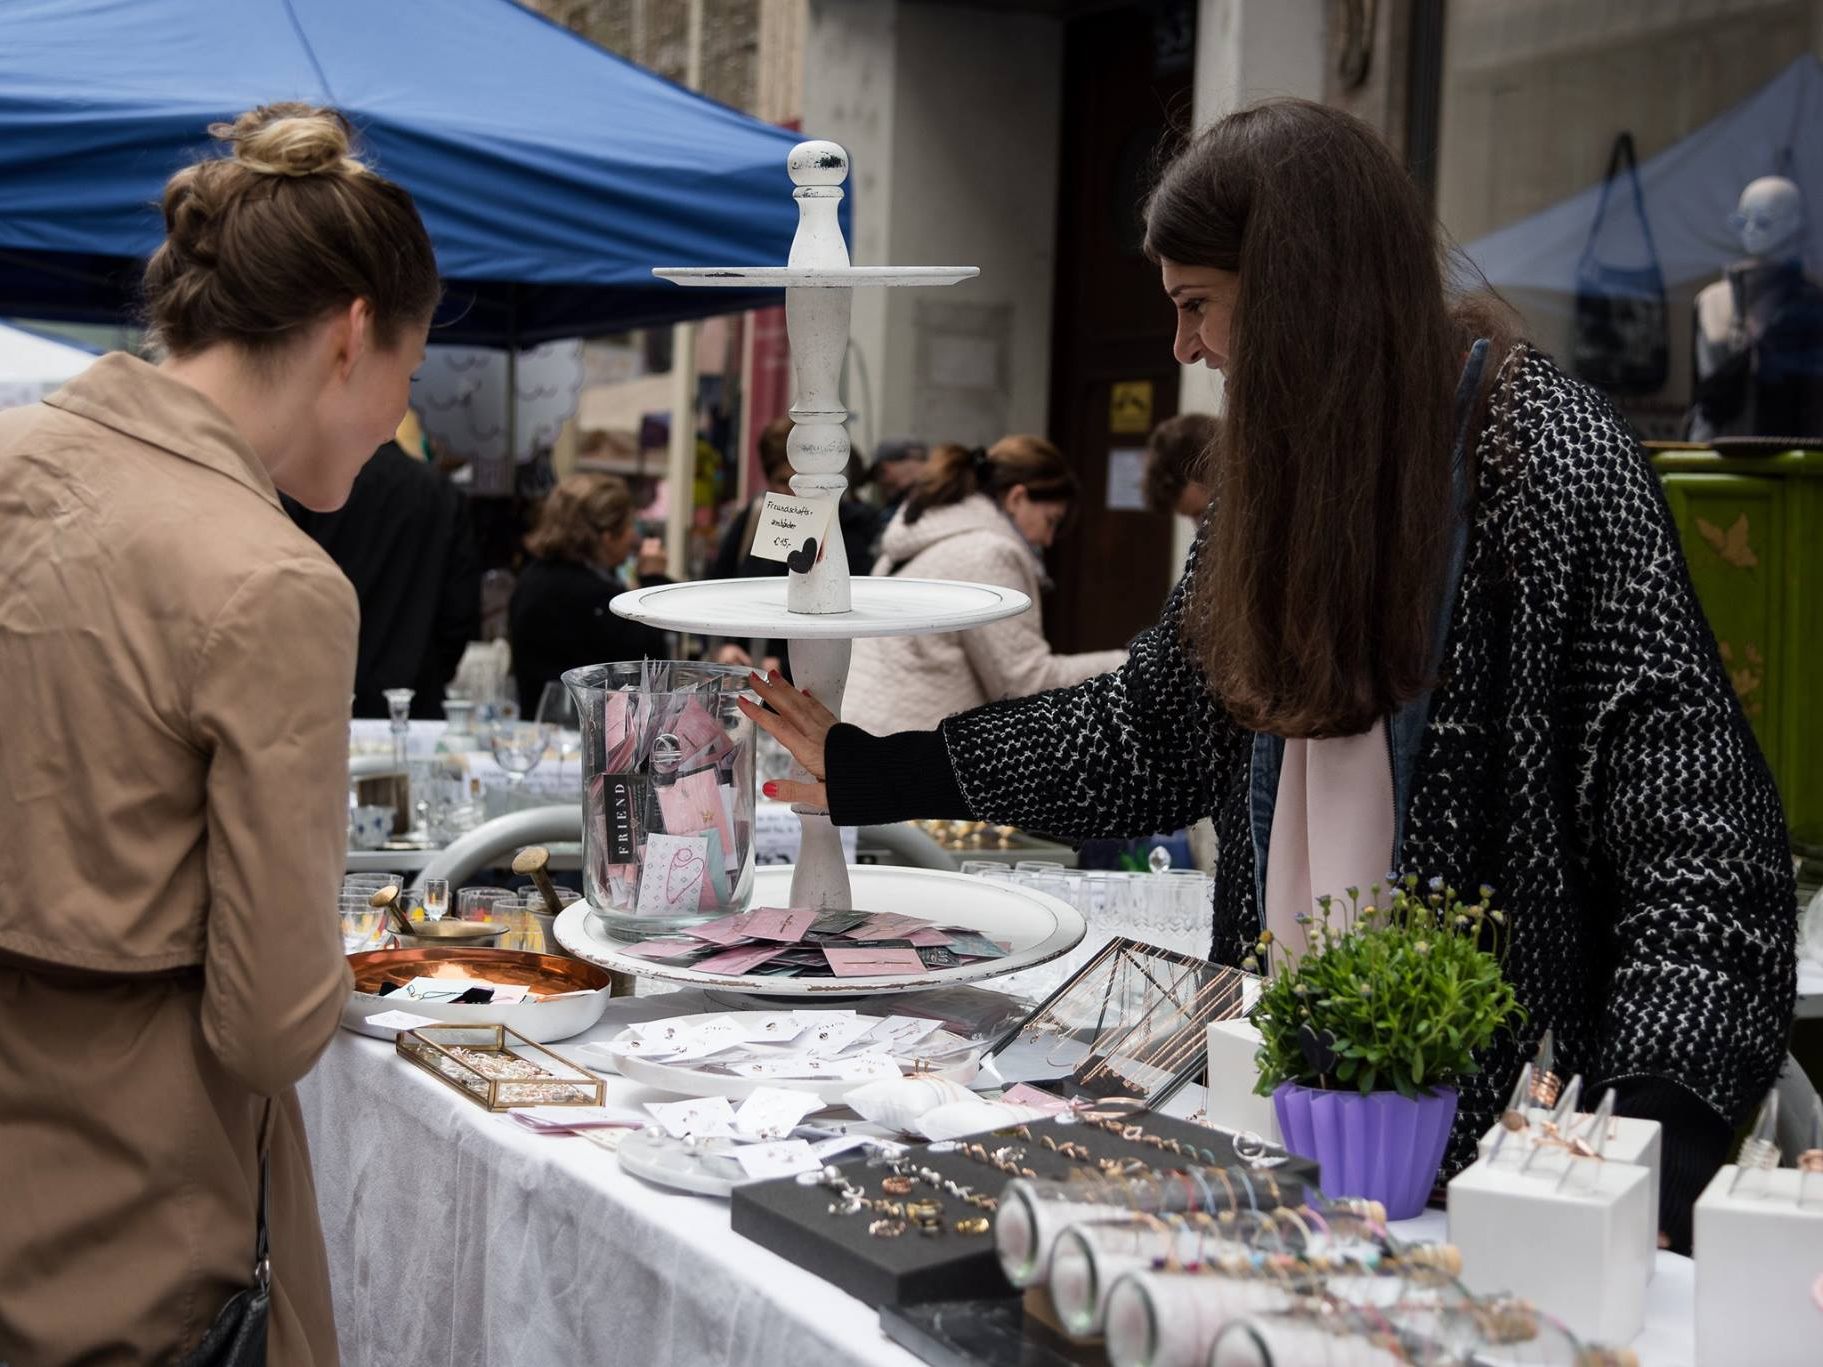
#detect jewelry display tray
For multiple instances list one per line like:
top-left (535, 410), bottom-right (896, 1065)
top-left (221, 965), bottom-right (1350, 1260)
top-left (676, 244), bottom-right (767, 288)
top-left (730, 1114), bottom-right (1318, 1311)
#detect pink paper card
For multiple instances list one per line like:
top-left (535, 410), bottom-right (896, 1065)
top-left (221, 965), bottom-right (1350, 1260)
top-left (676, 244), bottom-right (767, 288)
top-left (683, 913), bottom-right (756, 946)
top-left (668, 697), bottom-right (733, 766)
top-left (843, 913), bottom-right (932, 941)
top-left (620, 939), bottom-right (704, 959)
top-left (906, 929), bottom-right (953, 947)
top-left (694, 944), bottom-right (788, 975)
top-left (741, 906), bottom-right (818, 943)
top-left (824, 947), bottom-right (927, 977)
top-left (657, 766), bottom-right (735, 852)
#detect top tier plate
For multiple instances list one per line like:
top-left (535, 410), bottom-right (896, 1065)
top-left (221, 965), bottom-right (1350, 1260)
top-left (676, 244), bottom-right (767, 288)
top-left (654, 266), bottom-right (978, 289)
top-left (611, 576), bottom-right (1030, 638)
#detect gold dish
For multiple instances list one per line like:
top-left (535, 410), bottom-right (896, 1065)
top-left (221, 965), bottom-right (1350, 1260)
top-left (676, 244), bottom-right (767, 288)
top-left (396, 1023), bottom-right (603, 1110)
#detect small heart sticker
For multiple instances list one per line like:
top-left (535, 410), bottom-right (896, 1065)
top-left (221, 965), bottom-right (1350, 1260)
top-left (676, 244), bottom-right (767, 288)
top-left (785, 537), bottom-right (818, 574)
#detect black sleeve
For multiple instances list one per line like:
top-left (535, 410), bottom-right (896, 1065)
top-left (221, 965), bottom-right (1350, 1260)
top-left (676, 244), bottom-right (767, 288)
top-left (824, 527), bottom-right (1247, 841)
top-left (708, 506), bottom-right (751, 581)
top-left (429, 487), bottom-right (481, 697)
top-left (826, 725), bottom-right (971, 825)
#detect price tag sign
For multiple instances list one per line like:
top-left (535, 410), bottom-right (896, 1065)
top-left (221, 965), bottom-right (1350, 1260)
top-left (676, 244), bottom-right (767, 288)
top-left (750, 492), bottom-right (836, 570)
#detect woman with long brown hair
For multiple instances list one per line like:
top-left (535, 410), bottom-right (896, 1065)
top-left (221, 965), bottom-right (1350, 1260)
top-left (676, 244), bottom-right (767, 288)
top-left (0, 105), bottom-right (440, 1363)
top-left (844, 435), bottom-right (1126, 733)
top-left (742, 99), bottom-right (1795, 1251)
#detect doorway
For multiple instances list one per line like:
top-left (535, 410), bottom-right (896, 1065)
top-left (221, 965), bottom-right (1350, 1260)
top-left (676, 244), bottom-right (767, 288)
top-left (1044, 1), bottom-right (1195, 653)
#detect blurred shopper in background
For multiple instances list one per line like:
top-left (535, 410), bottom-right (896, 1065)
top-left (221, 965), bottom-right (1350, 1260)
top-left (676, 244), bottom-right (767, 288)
top-left (1142, 411), bottom-right (1215, 521)
top-left (862, 433), bottom-right (929, 556)
top-left (287, 427), bottom-right (480, 718)
top-left (509, 471), bottom-right (669, 715)
top-left (844, 436), bottom-right (1127, 733)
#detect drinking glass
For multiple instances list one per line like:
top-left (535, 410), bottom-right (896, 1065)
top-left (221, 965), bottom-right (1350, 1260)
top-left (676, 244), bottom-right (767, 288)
top-left (1015, 859), bottom-right (1065, 878)
top-left (456, 886), bottom-right (512, 922)
top-left (337, 891), bottom-right (386, 954)
top-left (536, 681), bottom-right (583, 784)
top-left (420, 877), bottom-right (450, 923)
top-left (488, 721), bottom-right (553, 787)
top-left (959, 859), bottom-right (1001, 878)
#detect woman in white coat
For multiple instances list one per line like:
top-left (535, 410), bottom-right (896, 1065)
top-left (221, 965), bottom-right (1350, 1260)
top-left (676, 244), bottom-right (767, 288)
top-left (844, 436), bottom-right (1127, 733)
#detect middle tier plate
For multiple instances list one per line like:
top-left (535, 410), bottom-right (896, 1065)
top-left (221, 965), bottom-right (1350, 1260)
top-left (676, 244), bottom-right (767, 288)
top-left (610, 576), bottom-right (1030, 638)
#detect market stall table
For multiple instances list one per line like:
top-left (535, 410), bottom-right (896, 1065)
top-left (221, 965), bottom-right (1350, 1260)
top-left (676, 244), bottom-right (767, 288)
top-left (303, 991), bottom-right (1702, 1366)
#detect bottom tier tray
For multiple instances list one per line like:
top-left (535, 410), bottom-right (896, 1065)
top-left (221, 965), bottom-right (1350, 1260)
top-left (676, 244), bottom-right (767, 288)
top-left (552, 865), bottom-right (1085, 998)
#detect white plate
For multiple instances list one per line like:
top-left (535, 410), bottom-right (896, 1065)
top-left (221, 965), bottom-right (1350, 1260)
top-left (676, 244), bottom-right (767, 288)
top-left (654, 266), bottom-right (978, 289)
top-left (553, 865), bottom-right (1085, 998)
top-left (609, 577), bottom-right (1029, 638)
top-left (600, 1010), bottom-right (979, 1103)
top-left (615, 1130), bottom-right (750, 1196)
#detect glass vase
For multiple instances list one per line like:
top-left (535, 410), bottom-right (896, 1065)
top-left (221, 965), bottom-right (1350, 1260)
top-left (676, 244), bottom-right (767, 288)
top-left (563, 660), bottom-right (758, 940)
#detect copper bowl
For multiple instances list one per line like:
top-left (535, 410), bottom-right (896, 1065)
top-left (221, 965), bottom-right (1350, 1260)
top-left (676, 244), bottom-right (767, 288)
top-left (342, 947), bottom-right (616, 1043)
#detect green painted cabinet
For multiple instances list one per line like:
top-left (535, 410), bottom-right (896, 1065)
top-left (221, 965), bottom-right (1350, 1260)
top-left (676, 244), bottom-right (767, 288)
top-left (1654, 450), bottom-right (1823, 844)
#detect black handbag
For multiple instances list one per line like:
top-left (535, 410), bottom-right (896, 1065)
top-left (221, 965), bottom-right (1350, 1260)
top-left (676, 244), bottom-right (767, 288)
top-left (1571, 131), bottom-right (1670, 394)
top-left (179, 1113), bottom-right (271, 1367)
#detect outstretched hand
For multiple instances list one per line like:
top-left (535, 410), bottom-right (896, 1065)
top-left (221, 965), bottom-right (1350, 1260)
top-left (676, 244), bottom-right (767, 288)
top-left (737, 670), bottom-right (840, 811)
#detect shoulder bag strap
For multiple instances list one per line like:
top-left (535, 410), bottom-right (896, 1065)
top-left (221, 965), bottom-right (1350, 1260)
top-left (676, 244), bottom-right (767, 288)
top-left (1581, 131), bottom-right (1662, 272)
top-left (253, 1099), bottom-right (272, 1290)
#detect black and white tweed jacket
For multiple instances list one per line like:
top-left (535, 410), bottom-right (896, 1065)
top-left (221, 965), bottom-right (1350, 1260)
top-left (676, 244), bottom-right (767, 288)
top-left (831, 346), bottom-right (1797, 1225)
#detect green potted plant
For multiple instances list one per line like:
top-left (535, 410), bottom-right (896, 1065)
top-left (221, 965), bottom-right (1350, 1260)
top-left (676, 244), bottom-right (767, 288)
top-left (1251, 876), bottom-right (1523, 1218)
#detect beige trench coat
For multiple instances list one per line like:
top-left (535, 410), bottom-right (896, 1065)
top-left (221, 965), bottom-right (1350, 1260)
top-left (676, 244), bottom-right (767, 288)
top-left (0, 355), bottom-right (355, 1365)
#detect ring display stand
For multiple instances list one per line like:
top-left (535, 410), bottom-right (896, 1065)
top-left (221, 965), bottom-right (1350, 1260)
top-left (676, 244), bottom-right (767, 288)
top-left (557, 138), bottom-right (1084, 996)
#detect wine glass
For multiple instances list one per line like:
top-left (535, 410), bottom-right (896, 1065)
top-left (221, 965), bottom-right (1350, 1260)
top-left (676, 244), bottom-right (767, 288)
top-left (536, 681), bottom-right (582, 784)
top-left (488, 721), bottom-right (552, 788)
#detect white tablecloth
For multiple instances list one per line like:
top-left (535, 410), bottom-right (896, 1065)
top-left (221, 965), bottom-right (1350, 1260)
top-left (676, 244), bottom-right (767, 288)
top-left (300, 994), bottom-right (1696, 1367)
top-left (300, 993), bottom-right (926, 1367)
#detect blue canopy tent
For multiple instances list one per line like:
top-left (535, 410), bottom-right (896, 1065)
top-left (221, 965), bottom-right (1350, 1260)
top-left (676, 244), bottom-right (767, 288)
top-left (0, 0), bottom-right (820, 344)
top-left (1461, 56), bottom-right (1823, 310)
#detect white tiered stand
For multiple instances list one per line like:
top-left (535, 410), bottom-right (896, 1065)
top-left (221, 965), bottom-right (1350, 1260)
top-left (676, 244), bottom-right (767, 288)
top-left (554, 139), bottom-right (1085, 997)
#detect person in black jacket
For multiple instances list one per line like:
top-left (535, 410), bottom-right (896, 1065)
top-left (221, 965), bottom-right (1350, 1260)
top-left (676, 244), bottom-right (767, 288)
top-left (739, 99), bottom-right (1796, 1252)
top-left (287, 438), bottom-right (479, 717)
top-left (509, 472), bottom-right (669, 716)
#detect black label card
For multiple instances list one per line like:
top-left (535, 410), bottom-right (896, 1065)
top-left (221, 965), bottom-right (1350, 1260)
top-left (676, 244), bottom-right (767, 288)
top-left (602, 773), bottom-right (639, 863)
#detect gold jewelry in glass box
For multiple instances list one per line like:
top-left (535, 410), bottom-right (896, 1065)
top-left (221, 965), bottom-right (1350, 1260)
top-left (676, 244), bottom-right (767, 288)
top-left (395, 1023), bottom-right (603, 1111)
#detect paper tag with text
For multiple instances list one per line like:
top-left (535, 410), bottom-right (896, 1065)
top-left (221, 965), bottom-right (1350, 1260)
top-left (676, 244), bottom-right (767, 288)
top-left (749, 492), bottom-right (836, 568)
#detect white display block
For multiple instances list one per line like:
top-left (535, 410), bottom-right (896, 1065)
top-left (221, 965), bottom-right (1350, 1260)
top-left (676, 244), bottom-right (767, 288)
top-left (1448, 1155), bottom-right (1652, 1345)
top-left (1205, 1018), bottom-right (1280, 1145)
top-left (1477, 1113), bottom-right (1661, 1271)
top-left (1694, 1165), bottom-right (1823, 1367)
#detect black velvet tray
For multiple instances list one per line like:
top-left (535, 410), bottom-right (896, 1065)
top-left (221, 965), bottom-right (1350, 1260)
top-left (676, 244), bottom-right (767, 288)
top-left (880, 1296), bottom-right (1098, 1367)
top-left (730, 1112), bottom-right (1319, 1310)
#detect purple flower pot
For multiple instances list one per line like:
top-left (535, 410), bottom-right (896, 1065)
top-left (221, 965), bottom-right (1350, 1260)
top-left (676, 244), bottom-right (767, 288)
top-left (1272, 1082), bottom-right (1458, 1220)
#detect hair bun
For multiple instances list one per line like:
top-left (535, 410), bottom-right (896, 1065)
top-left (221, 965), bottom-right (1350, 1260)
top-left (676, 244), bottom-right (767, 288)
top-left (210, 103), bottom-right (363, 178)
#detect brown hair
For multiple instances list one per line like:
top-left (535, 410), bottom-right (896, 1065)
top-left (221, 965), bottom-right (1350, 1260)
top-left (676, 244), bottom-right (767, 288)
top-left (1144, 98), bottom-right (1473, 738)
top-left (903, 434), bottom-right (1076, 526)
top-left (757, 416), bottom-right (794, 485)
top-left (526, 473), bottom-right (635, 565)
top-left (143, 104), bottom-right (440, 358)
top-left (1143, 412), bottom-right (1218, 516)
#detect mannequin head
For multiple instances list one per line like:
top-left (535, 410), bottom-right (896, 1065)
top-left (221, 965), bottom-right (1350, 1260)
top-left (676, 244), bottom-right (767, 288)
top-left (1733, 177), bottom-right (1804, 261)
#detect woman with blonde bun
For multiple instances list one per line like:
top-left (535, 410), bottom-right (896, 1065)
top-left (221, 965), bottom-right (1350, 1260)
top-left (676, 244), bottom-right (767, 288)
top-left (0, 104), bottom-right (439, 1364)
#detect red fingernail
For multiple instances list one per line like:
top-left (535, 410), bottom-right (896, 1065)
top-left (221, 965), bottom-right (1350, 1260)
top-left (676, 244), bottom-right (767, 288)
top-left (762, 781), bottom-right (780, 799)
